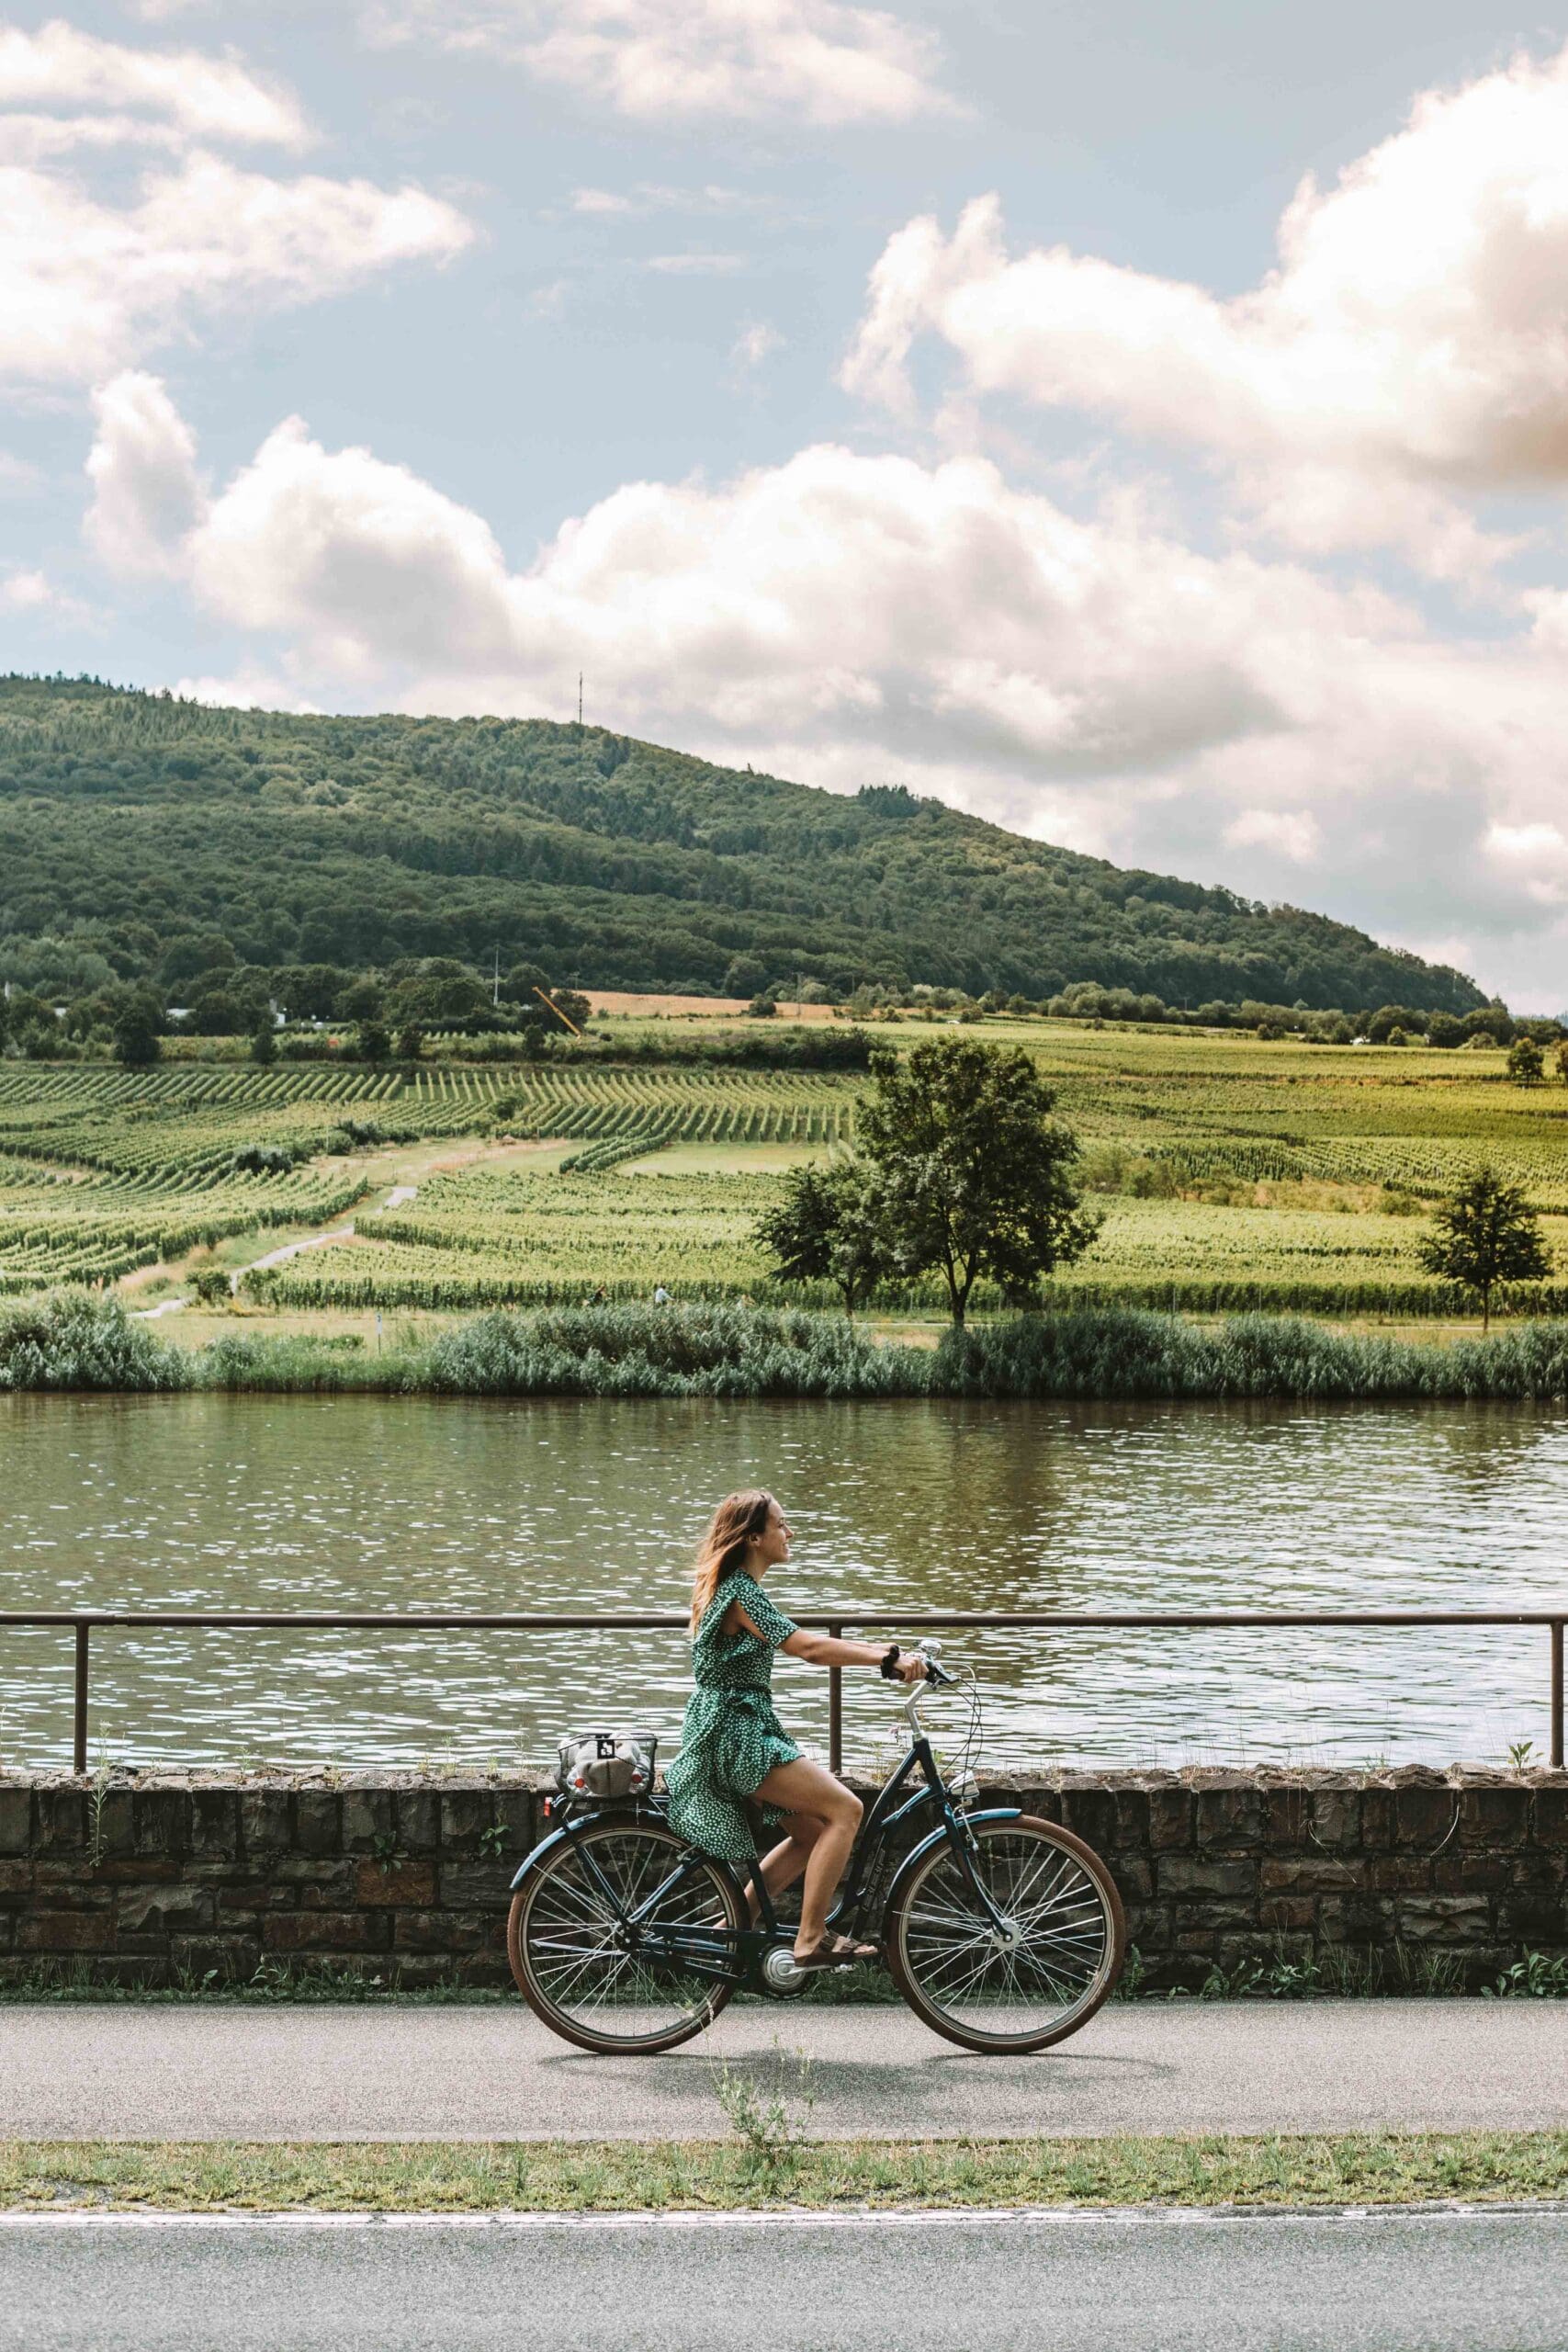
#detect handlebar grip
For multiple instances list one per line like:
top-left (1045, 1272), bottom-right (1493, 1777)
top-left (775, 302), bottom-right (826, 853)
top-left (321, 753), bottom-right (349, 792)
top-left (921, 1655), bottom-right (954, 1687)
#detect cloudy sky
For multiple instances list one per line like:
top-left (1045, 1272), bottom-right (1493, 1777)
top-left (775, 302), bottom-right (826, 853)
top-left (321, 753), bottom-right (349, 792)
top-left (6, 4), bottom-right (1568, 1003)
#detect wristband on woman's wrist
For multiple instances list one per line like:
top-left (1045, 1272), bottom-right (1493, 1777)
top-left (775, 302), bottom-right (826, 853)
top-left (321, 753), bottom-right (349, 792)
top-left (878, 1643), bottom-right (902, 1680)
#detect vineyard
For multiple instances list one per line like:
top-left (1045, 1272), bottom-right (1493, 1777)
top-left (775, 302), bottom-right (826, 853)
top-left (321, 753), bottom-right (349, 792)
top-left (0, 1031), bottom-right (1565, 1315)
top-left (0, 1064), bottom-right (858, 1295)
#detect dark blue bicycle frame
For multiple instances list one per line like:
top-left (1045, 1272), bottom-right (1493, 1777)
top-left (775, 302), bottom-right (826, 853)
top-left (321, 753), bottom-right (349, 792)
top-left (513, 1721), bottom-right (1021, 1993)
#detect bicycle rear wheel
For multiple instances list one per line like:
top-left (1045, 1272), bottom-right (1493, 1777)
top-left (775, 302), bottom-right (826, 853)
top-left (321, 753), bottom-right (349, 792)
top-left (509, 1818), bottom-right (742, 2054)
top-left (886, 1815), bottom-right (1124, 2052)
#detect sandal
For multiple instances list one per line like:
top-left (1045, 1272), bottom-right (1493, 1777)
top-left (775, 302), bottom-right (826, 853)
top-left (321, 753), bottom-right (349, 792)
top-left (791, 1933), bottom-right (879, 1972)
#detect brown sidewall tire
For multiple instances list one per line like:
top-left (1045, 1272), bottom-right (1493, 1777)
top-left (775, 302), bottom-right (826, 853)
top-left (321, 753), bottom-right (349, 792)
top-left (886, 1814), bottom-right (1126, 2054)
top-left (508, 1818), bottom-right (743, 2056)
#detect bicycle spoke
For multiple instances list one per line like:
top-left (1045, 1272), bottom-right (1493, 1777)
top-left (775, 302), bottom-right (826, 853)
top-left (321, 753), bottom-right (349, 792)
top-left (896, 1826), bottom-right (1116, 2044)
top-left (518, 1825), bottom-right (741, 2051)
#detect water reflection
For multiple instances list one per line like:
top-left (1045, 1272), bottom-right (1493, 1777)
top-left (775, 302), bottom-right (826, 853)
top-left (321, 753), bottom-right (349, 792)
top-left (0, 1393), bottom-right (1562, 1770)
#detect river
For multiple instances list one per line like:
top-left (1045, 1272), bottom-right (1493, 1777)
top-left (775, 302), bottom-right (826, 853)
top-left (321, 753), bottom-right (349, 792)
top-left (0, 1394), bottom-right (1562, 1771)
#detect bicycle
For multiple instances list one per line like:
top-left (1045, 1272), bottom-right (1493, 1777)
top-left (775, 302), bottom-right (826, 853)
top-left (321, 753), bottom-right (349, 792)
top-left (506, 1643), bottom-right (1126, 2055)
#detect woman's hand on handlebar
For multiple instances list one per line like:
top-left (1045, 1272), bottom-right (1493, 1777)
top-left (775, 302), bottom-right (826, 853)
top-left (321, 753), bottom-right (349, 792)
top-left (893, 1649), bottom-right (928, 1683)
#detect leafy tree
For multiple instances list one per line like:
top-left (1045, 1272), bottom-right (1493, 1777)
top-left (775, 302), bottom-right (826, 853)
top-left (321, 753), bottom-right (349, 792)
top-left (335, 978), bottom-right (384, 1022)
top-left (357, 1018), bottom-right (391, 1063)
top-left (755, 1159), bottom-right (891, 1316)
top-left (746, 994), bottom-right (778, 1019)
top-left (723, 955), bottom-right (768, 998)
top-left (1507, 1036), bottom-right (1545, 1087)
top-left (189, 1266), bottom-right (232, 1307)
top-left (249, 1022), bottom-right (276, 1066)
top-left (857, 1037), bottom-right (1100, 1324)
top-left (111, 1001), bottom-right (161, 1067)
top-left (395, 1022), bottom-right (424, 1062)
top-left (1417, 1168), bottom-right (1551, 1330)
top-left (1556, 1038), bottom-right (1568, 1088)
top-left (1428, 1012), bottom-right (1463, 1048)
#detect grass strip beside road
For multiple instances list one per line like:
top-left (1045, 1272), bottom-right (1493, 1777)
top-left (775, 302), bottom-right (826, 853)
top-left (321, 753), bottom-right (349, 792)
top-left (2, 2133), bottom-right (1564, 2214)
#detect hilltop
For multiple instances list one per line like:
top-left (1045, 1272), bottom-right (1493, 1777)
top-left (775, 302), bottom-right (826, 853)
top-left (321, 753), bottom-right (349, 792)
top-left (0, 676), bottom-right (1483, 1014)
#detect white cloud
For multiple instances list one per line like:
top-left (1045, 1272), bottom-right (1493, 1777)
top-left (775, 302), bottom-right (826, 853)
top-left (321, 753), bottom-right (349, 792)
top-left (730, 319), bottom-right (782, 372)
top-left (2, 566), bottom-right (89, 620)
top-left (0, 19), bottom-right (473, 386)
top-left (570, 182), bottom-right (760, 217)
top-left (0, 150), bottom-right (473, 386)
top-left (645, 251), bottom-right (743, 275)
top-left (364, 0), bottom-right (953, 127)
top-left (1224, 808), bottom-right (1322, 864)
top-left (85, 369), bottom-right (205, 575)
top-left (844, 43), bottom-right (1568, 574)
top-left (0, 18), bottom-right (307, 146)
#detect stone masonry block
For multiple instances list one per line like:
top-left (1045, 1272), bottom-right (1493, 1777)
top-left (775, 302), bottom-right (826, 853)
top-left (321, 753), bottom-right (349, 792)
top-left (1195, 1783), bottom-right (1264, 1849)
top-left (117, 1884), bottom-right (216, 1936)
top-left (1532, 1788), bottom-right (1568, 1849)
top-left (1146, 1787), bottom-right (1193, 1850)
top-left (1359, 1787), bottom-right (1395, 1849)
top-left (396, 1792), bottom-right (441, 1853)
top-left (260, 1910), bottom-right (389, 1955)
top-left (1499, 1892), bottom-right (1566, 1943)
top-left (1394, 1785), bottom-right (1456, 1849)
top-left (1308, 1790), bottom-right (1360, 1850)
top-left (1156, 1857), bottom-right (1257, 1900)
top-left (438, 1861), bottom-right (512, 1910)
top-left (1458, 1787), bottom-right (1529, 1849)
top-left (341, 1792), bottom-right (396, 1854)
top-left (353, 1860), bottom-right (436, 1908)
top-left (239, 1789), bottom-right (292, 1860)
top-left (1263, 1786), bottom-right (1309, 1850)
top-left (293, 1793), bottom-right (341, 1859)
top-left (132, 1790), bottom-right (187, 1860)
top-left (189, 1792), bottom-right (240, 1860)
top-left (393, 1908), bottom-right (503, 1955)
top-left (35, 1789), bottom-right (86, 1854)
top-left (439, 1792), bottom-right (495, 1852)
top-left (0, 1789), bottom-right (31, 1856)
top-left (19, 1910), bottom-right (105, 1952)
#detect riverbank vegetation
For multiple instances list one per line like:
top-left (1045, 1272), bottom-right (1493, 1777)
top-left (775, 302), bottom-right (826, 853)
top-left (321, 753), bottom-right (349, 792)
top-left (1, 2130), bottom-right (1562, 2212)
top-left (16, 1293), bottom-right (1568, 1401)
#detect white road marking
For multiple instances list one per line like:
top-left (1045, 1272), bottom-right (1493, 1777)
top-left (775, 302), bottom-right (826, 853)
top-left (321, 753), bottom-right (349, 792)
top-left (0, 2202), bottom-right (1562, 2235)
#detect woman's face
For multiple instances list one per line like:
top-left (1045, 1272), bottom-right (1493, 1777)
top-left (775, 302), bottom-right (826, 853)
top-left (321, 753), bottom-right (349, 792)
top-left (751, 1498), bottom-right (792, 1567)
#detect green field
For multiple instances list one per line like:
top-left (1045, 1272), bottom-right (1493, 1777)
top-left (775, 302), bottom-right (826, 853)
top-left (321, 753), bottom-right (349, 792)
top-left (0, 1025), bottom-right (1564, 1318)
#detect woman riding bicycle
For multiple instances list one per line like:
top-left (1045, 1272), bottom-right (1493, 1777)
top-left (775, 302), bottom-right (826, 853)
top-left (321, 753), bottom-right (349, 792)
top-left (663, 1488), bottom-right (927, 1973)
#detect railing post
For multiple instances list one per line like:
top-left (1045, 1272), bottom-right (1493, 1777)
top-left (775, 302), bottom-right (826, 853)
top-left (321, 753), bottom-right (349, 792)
top-left (73, 1619), bottom-right (90, 1776)
top-left (1551, 1621), bottom-right (1564, 1771)
top-left (828, 1623), bottom-right (843, 1777)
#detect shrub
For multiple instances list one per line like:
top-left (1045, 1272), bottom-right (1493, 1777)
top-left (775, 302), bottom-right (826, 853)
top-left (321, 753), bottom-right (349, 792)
top-left (0, 1293), bottom-right (179, 1390)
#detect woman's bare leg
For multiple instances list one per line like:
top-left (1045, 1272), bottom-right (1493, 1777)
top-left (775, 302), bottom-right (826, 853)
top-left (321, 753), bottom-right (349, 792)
top-left (747, 1816), bottom-right (821, 1922)
top-left (754, 1758), bottom-right (863, 1957)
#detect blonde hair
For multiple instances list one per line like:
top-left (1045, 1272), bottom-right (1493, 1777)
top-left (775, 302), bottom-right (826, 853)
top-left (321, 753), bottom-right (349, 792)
top-left (690, 1488), bottom-right (775, 1633)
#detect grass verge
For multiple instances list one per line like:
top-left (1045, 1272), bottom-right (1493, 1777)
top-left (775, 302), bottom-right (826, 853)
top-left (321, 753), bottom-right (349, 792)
top-left (2, 2132), bottom-right (1563, 2213)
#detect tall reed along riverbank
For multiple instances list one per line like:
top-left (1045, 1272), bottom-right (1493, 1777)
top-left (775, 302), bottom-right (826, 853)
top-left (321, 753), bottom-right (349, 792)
top-left (13, 1293), bottom-right (1568, 1400)
top-left (1, 1766), bottom-right (1562, 1995)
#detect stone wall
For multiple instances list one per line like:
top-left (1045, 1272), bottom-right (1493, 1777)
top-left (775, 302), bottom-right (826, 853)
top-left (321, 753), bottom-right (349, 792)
top-left (0, 1765), bottom-right (1562, 1991)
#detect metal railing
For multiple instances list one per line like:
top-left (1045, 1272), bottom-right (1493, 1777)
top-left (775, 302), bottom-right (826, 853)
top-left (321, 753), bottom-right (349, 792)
top-left (0, 1606), bottom-right (1562, 1775)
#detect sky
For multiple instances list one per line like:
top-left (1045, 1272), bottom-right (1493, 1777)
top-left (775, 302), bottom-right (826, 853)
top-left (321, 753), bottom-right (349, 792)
top-left (5, 6), bottom-right (1568, 1005)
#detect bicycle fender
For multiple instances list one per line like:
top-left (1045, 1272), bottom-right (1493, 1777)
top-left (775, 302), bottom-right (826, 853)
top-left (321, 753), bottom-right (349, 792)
top-left (878, 1807), bottom-right (1022, 1932)
top-left (509, 1825), bottom-right (573, 1891)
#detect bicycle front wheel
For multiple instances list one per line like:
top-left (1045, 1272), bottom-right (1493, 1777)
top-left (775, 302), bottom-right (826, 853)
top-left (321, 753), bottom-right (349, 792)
top-left (886, 1815), bottom-right (1124, 2053)
top-left (509, 1818), bottom-right (743, 2054)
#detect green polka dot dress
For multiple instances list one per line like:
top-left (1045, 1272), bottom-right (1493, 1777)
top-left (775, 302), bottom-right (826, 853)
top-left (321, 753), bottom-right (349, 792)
top-left (664, 1571), bottom-right (803, 1861)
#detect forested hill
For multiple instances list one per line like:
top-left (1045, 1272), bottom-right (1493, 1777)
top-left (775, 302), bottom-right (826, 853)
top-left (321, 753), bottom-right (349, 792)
top-left (0, 676), bottom-right (1484, 1013)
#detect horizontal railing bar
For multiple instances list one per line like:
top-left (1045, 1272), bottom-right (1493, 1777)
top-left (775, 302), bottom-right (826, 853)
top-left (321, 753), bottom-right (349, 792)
top-left (0, 1610), bottom-right (1562, 1631)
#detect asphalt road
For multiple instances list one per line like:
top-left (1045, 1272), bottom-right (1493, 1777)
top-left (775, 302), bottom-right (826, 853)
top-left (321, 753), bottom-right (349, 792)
top-left (2, 1998), bottom-right (1563, 2142)
top-left (2, 2206), bottom-right (1565, 2351)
